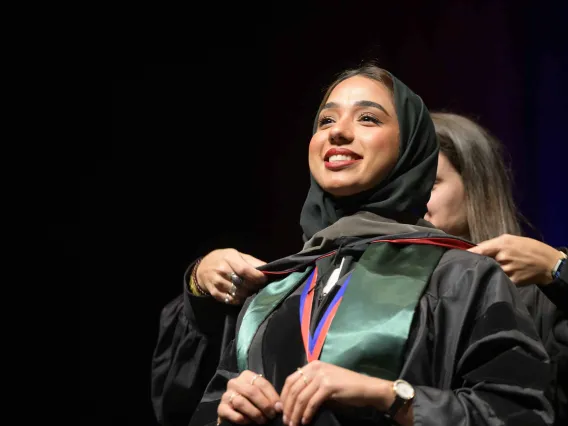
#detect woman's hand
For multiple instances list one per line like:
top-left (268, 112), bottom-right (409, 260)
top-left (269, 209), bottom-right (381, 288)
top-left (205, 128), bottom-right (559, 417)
top-left (468, 234), bottom-right (565, 285)
top-left (279, 361), bottom-right (392, 426)
top-left (218, 370), bottom-right (282, 425)
top-left (196, 249), bottom-right (267, 304)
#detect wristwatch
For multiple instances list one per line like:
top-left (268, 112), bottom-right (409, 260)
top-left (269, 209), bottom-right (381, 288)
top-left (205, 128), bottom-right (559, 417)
top-left (551, 252), bottom-right (567, 280)
top-left (385, 379), bottom-right (415, 421)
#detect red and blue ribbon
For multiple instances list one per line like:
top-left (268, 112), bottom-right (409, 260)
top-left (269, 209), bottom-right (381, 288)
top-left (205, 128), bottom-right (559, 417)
top-left (299, 266), bottom-right (353, 362)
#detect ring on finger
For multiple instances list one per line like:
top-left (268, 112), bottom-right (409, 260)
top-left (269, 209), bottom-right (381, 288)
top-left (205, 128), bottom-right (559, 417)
top-left (230, 272), bottom-right (243, 287)
top-left (250, 373), bottom-right (263, 385)
top-left (230, 284), bottom-right (237, 296)
top-left (224, 294), bottom-right (230, 304)
top-left (228, 391), bottom-right (239, 407)
top-left (297, 367), bottom-right (308, 385)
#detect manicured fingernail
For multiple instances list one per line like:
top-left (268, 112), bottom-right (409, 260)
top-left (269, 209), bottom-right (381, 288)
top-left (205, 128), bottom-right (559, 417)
top-left (274, 402), bottom-right (283, 412)
top-left (283, 414), bottom-right (288, 424)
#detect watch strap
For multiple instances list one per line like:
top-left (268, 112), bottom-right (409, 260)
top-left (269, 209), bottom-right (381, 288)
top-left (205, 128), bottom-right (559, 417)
top-left (386, 394), bottom-right (407, 419)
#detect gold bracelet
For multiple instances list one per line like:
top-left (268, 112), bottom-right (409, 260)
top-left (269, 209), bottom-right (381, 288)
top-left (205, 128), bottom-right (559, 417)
top-left (188, 274), bottom-right (202, 296)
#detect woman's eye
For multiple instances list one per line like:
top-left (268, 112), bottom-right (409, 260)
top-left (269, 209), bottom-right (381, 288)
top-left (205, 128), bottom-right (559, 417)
top-left (318, 117), bottom-right (334, 127)
top-left (359, 114), bottom-right (381, 125)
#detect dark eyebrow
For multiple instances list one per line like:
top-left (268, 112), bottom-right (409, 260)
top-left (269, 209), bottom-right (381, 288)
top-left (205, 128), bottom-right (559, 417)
top-left (321, 100), bottom-right (390, 117)
top-left (355, 100), bottom-right (390, 116)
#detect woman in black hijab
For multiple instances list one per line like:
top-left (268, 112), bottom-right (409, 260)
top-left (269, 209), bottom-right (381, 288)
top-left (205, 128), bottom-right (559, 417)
top-left (175, 65), bottom-right (553, 426)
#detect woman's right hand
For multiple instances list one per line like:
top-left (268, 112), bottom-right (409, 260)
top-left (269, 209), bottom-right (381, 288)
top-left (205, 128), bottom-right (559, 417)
top-left (196, 249), bottom-right (267, 304)
top-left (468, 235), bottom-right (565, 286)
top-left (218, 370), bottom-right (282, 425)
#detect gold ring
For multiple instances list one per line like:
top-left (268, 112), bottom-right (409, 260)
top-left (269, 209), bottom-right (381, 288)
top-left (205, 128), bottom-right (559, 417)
top-left (250, 374), bottom-right (263, 385)
top-left (297, 367), bottom-right (308, 385)
top-left (228, 391), bottom-right (239, 406)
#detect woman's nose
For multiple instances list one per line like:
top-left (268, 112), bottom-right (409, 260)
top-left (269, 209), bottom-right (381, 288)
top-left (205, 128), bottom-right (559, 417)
top-left (329, 120), bottom-right (354, 145)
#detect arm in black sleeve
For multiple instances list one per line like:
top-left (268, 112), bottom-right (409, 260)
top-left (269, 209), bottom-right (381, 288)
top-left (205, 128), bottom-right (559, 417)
top-left (412, 255), bottom-right (555, 426)
top-left (546, 307), bottom-right (568, 426)
top-left (519, 283), bottom-right (568, 426)
top-left (151, 260), bottom-right (241, 426)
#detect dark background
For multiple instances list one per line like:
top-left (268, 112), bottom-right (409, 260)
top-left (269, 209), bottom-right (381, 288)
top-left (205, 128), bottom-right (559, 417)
top-left (83, 1), bottom-right (567, 424)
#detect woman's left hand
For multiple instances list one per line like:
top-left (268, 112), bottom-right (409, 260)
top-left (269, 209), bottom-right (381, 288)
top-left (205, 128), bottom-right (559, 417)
top-left (279, 361), bottom-right (386, 426)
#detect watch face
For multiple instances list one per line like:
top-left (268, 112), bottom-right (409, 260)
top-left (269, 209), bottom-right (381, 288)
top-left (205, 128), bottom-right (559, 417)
top-left (395, 380), bottom-right (415, 400)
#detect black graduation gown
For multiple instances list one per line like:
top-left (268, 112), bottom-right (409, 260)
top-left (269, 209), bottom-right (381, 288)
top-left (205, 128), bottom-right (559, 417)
top-left (151, 250), bottom-right (568, 426)
top-left (187, 248), bottom-right (555, 426)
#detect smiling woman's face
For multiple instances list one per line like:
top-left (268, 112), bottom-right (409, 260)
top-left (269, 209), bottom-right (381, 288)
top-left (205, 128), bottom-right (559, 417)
top-left (308, 76), bottom-right (400, 197)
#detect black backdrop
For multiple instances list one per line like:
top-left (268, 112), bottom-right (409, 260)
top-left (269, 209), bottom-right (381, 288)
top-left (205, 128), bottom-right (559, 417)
top-left (84, 1), bottom-right (567, 424)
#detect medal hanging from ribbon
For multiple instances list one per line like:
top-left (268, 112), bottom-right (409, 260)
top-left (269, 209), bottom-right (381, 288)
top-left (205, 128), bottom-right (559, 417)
top-left (299, 266), bottom-right (353, 363)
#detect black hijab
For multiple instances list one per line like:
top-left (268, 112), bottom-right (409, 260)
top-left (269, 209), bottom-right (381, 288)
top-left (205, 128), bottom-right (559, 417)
top-left (299, 69), bottom-right (438, 240)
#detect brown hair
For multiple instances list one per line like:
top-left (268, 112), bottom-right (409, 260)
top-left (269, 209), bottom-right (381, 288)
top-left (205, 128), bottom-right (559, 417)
top-left (431, 112), bottom-right (522, 243)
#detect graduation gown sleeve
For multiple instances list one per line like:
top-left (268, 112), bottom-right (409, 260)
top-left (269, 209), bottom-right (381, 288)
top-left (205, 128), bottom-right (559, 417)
top-left (151, 261), bottom-right (241, 426)
top-left (409, 253), bottom-right (554, 425)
